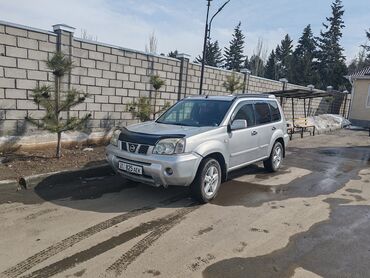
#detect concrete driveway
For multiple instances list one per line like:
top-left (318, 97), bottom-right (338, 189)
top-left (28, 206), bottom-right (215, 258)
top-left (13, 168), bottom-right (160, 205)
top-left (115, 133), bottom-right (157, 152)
top-left (1, 129), bottom-right (370, 278)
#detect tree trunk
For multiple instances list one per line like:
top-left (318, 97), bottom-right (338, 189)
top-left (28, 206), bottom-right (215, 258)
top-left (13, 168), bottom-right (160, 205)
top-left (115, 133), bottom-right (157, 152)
top-left (55, 75), bottom-right (61, 158)
top-left (56, 132), bottom-right (62, 159)
top-left (152, 90), bottom-right (157, 120)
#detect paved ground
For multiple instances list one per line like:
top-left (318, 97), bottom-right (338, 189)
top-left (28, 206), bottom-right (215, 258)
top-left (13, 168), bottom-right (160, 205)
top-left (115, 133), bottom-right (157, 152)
top-left (0, 129), bottom-right (370, 278)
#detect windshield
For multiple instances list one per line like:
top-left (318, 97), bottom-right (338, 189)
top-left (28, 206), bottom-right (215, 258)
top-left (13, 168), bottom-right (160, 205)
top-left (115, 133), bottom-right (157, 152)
top-left (156, 99), bottom-right (232, 127)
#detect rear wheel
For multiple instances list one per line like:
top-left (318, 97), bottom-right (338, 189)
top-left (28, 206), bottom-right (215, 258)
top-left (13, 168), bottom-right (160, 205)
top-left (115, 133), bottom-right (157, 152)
top-left (190, 158), bottom-right (221, 203)
top-left (264, 141), bottom-right (283, 172)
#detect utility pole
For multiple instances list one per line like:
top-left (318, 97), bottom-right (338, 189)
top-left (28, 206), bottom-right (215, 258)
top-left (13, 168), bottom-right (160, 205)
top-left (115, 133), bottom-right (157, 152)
top-left (199, 0), bottom-right (211, 95)
top-left (199, 0), bottom-right (230, 95)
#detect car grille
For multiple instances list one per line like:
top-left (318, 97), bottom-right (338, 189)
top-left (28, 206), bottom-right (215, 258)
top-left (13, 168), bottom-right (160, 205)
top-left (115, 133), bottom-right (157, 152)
top-left (121, 141), bottom-right (127, 151)
top-left (120, 141), bottom-right (150, 155)
top-left (138, 145), bottom-right (149, 154)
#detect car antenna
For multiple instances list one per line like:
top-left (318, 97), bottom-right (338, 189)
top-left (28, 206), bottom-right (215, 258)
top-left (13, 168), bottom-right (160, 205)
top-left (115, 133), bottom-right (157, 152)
top-left (205, 94), bottom-right (209, 98)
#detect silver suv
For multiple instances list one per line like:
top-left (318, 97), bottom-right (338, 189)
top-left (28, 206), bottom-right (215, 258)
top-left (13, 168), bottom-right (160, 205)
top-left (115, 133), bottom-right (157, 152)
top-left (106, 94), bottom-right (289, 203)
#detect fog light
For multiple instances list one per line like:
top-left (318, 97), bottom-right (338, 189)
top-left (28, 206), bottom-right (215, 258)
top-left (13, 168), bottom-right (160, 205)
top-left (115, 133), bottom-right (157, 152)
top-left (165, 167), bottom-right (173, 175)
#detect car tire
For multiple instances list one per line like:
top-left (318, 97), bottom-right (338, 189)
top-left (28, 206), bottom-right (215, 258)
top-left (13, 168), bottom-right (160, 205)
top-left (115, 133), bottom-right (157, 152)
top-left (264, 141), bottom-right (284, 172)
top-left (190, 158), bottom-right (222, 203)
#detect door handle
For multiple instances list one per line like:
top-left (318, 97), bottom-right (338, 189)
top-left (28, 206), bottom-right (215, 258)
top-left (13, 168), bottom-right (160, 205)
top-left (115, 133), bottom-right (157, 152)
top-left (272, 126), bottom-right (276, 130)
top-left (251, 130), bottom-right (258, 136)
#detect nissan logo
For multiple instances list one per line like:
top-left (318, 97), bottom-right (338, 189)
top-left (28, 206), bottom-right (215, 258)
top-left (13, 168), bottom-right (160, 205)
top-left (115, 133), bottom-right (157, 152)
top-left (129, 144), bottom-right (137, 153)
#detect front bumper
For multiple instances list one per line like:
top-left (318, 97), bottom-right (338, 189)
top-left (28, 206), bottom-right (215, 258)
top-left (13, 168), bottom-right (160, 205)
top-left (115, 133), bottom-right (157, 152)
top-left (106, 144), bottom-right (202, 187)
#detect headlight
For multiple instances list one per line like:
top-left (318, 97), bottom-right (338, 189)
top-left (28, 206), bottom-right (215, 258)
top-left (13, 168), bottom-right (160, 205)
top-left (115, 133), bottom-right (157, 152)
top-left (110, 129), bottom-right (121, 146)
top-left (153, 138), bottom-right (185, 155)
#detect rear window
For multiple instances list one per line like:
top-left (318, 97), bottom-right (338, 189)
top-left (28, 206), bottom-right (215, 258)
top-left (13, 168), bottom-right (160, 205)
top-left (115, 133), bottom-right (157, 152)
top-left (268, 101), bottom-right (281, 122)
top-left (254, 102), bottom-right (271, 125)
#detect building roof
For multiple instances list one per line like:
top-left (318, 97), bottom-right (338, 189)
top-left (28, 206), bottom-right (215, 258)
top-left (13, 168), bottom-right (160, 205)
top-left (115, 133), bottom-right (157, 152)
top-left (347, 66), bottom-right (370, 80)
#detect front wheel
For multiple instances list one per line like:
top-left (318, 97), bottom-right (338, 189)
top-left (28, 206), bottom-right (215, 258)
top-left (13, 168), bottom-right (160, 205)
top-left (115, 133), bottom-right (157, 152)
top-left (190, 158), bottom-right (222, 203)
top-left (264, 141), bottom-right (283, 172)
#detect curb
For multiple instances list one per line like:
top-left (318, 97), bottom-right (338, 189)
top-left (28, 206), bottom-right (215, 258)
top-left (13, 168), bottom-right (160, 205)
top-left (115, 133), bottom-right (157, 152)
top-left (0, 163), bottom-right (114, 191)
top-left (0, 179), bottom-right (20, 192)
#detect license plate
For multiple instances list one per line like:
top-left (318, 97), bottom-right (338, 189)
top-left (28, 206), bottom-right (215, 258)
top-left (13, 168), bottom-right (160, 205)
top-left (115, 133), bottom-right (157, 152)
top-left (118, 162), bottom-right (143, 175)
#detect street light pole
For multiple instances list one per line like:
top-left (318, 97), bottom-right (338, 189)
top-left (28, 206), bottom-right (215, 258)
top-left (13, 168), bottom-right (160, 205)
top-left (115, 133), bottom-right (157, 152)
top-left (199, 0), bottom-right (230, 95)
top-left (199, 0), bottom-right (212, 95)
top-left (208, 0), bottom-right (231, 40)
top-left (307, 84), bottom-right (315, 117)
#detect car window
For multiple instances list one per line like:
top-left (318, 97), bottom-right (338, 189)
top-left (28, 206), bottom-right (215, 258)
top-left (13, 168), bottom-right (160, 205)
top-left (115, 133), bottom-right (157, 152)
top-left (254, 102), bottom-right (271, 125)
top-left (233, 103), bottom-right (255, 127)
top-left (268, 101), bottom-right (281, 122)
top-left (157, 99), bottom-right (232, 127)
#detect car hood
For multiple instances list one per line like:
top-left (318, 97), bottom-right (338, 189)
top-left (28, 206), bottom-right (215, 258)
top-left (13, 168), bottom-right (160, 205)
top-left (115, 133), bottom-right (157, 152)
top-left (126, 121), bottom-right (217, 138)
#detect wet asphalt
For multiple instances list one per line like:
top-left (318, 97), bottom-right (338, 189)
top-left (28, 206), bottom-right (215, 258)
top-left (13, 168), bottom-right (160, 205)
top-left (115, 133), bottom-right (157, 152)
top-left (0, 129), bottom-right (370, 278)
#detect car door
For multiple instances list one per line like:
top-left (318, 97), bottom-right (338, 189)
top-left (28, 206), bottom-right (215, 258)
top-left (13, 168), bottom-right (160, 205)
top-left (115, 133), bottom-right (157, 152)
top-left (268, 99), bottom-right (284, 132)
top-left (253, 101), bottom-right (274, 158)
top-left (228, 101), bottom-right (260, 168)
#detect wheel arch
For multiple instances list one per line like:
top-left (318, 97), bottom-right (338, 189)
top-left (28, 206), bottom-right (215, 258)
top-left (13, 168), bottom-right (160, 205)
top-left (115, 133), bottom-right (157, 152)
top-left (267, 127), bottom-right (286, 157)
top-left (203, 152), bottom-right (228, 182)
top-left (275, 137), bottom-right (286, 157)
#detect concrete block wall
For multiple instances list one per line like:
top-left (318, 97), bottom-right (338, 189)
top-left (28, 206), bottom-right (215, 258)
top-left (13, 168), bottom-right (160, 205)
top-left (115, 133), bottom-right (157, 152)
top-left (185, 64), bottom-right (349, 120)
top-left (69, 38), bottom-right (182, 132)
top-left (0, 23), bottom-right (57, 137)
top-left (0, 20), bottom-right (351, 144)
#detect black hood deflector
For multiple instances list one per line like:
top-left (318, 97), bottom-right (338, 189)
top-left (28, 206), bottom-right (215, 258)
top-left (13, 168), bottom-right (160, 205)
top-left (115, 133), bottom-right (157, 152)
top-left (118, 127), bottom-right (185, 145)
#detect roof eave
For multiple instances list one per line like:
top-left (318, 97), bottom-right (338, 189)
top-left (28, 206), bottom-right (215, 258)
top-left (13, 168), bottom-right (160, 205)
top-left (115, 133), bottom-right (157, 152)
top-left (351, 76), bottom-right (370, 80)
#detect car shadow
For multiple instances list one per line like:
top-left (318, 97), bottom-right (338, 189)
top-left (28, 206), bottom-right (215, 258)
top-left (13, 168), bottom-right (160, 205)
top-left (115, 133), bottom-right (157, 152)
top-left (2, 145), bottom-right (369, 213)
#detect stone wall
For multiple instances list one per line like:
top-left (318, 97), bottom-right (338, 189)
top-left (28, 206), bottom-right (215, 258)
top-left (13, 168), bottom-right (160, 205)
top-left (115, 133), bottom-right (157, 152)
top-left (0, 21), bottom-right (350, 146)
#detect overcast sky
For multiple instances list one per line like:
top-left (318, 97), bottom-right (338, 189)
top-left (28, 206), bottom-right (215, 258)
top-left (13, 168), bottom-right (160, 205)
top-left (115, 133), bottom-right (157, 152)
top-left (0, 0), bottom-right (368, 62)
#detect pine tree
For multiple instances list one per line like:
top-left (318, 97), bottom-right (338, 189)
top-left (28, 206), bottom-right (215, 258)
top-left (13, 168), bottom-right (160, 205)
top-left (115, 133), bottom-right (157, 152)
top-left (128, 75), bottom-right (168, 122)
top-left (348, 29), bottom-right (370, 74)
top-left (223, 72), bottom-right (245, 93)
top-left (223, 22), bottom-right (245, 71)
top-left (264, 50), bottom-right (277, 80)
top-left (347, 49), bottom-right (368, 74)
top-left (275, 34), bottom-right (293, 80)
top-left (195, 40), bottom-right (223, 67)
top-left (291, 25), bottom-right (318, 85)
top-left (243, 56), bottom-right (249, 69)
top-left (150, 75), bottom-right (166, 119)
top-left (26, 52), bottom-right (90, 158)
top-left (361, 29), bottom-right (370, 61)
top-left (316, 0), bottom-right (348, 90)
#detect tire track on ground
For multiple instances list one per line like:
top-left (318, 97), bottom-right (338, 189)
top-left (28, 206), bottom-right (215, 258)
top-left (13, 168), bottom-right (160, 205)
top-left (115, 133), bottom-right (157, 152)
top-left (2, 193), bottom-right (187, 278)
top-left (106, 205), bottom-right (199, 276)
top-left (20, 204), bottom-right (199, 278)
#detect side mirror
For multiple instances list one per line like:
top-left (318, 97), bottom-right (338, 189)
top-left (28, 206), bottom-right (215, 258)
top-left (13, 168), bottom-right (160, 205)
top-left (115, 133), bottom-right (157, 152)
top-left (230, 119), bottom-right (247, 130)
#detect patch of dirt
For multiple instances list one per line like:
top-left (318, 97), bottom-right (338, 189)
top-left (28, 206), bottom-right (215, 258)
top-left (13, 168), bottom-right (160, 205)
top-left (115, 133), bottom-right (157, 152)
top-left (0, 145), bottom-right (107, 180)
top-left (143, 269), bottom-right (161, 276)
top-left (233, 241), bottom-right (248, 253)
top-left (250, 227), bottom-right (269, 233)
top-left (196, 226), bottom-right (214, 236)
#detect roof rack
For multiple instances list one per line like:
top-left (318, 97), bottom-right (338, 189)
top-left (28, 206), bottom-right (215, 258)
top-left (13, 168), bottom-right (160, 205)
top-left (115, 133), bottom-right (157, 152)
top-left (186, 93), bottom-right (275, 100)
top-left (233, 94), bottom-right (273, 99)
